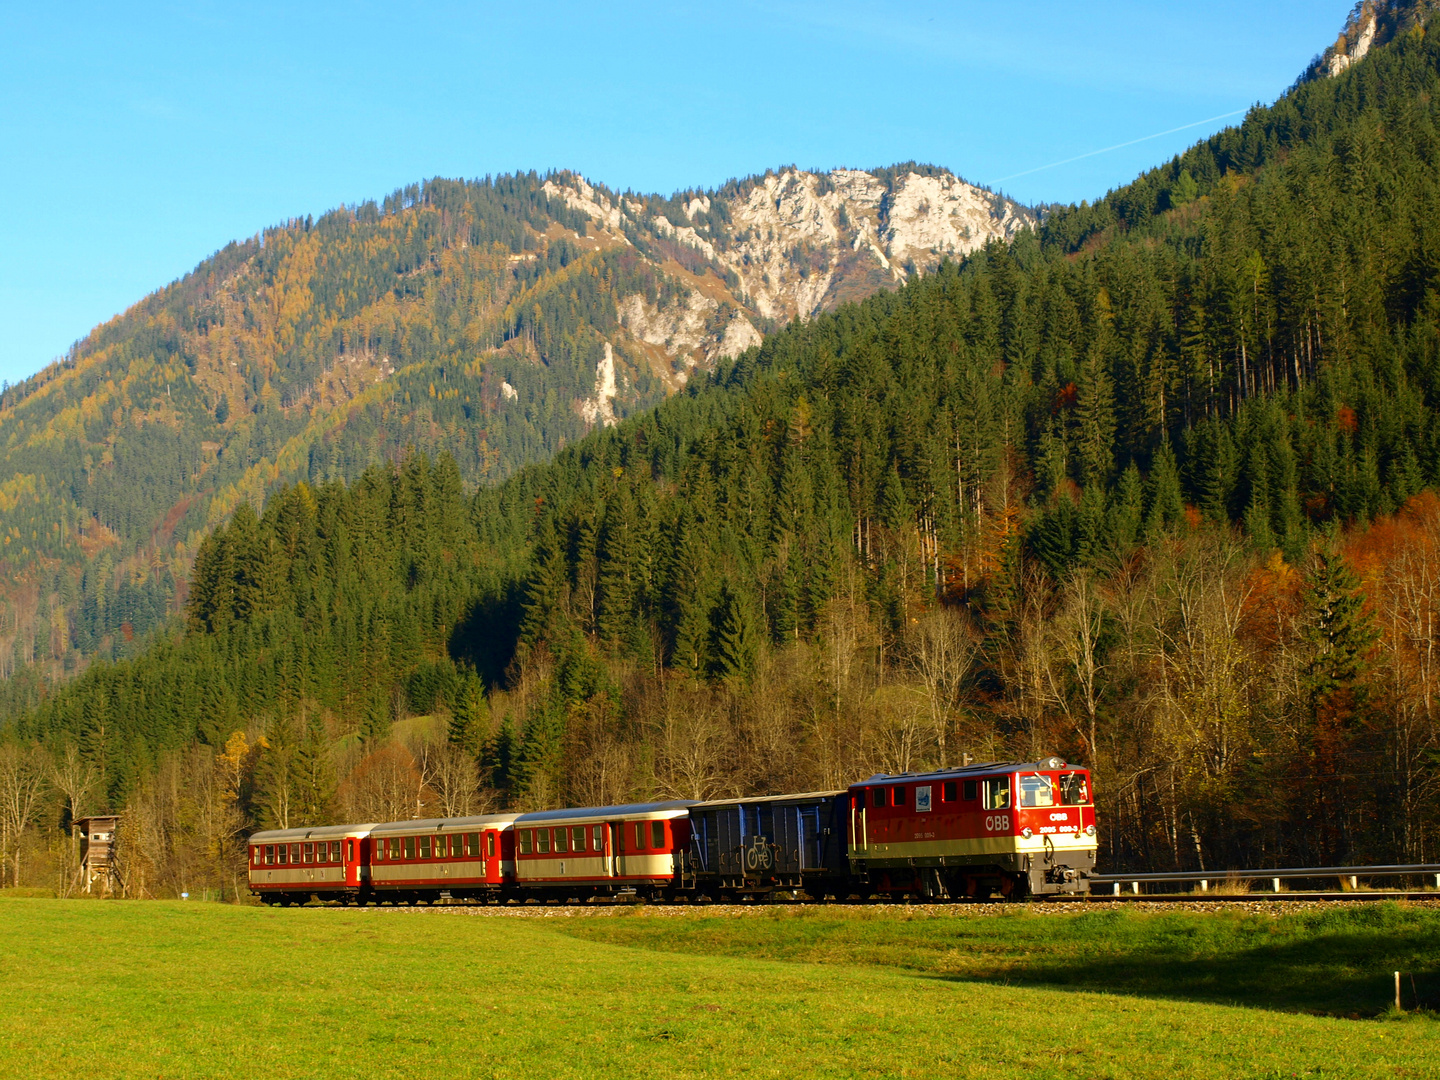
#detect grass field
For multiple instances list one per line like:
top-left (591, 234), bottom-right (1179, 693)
top-left (1, 899), bottom-right (1436, 1080)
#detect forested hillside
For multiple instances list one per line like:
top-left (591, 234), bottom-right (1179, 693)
top-left (0, 167), bottom-right (1025, 711)
top-left (5, 13), bottom-right (1440, 896)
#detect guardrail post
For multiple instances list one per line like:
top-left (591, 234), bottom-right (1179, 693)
top-left (1396, 971), bottom-right (1402, 1011)
top-left (1112, 883), bottom-right (1120, 897)
top-left (1131, 881), bottom-right (1140, 895)
top-left (1349, 875), bottom-right (1358, 890)
top-left (1272, 877), bottom-right (1281, 893)
top-left (1198, 879), bottom-right (1208, 892)
top-left (1433, 874), bottom-right (1439, 890)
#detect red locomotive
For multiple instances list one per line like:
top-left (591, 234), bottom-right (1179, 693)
top-left (247, 757), bottom-right (1094, 904)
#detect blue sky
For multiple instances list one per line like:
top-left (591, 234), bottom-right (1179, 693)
top-left (0, 1), bottom-right (1351, 386)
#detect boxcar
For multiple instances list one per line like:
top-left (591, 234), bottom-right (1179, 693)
top-left (512, 801), bottom-right (695, 899)
top-left (848, 757), bottom-right (1096, 898)
top-left (682, 792), bottom-right (848, 898)
top-left (248, 823), bottom-right (374, 905)
top-left (366, 813), bottom-right (521, 903)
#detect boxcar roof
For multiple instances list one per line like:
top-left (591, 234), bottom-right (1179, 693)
top-left (855, 757), bottom-right (1079, 787)
top-left (249, 823), bottom-right (377, 843)
top-left (690, 791), bottom-right (846, 808)
top-left (514, 800), bottom-right (696, 826)
top-left (369, 813), bottom-right (524, 837)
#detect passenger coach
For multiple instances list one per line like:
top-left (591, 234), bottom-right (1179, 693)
top-left (512, 800), bottom-right (694, 898)
top-left (367, 813), bottom-right (520, 903)
top-left (248, 822), bottom-right (374, 905)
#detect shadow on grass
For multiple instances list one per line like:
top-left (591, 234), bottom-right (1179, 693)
top-left (554, 902), bottom-right (1440, 1019)
top-left (924, 907), bottom-right (1440, 1017)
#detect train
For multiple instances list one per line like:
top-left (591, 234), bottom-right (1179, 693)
top-left (247, 756), bottom-right (1096, 905)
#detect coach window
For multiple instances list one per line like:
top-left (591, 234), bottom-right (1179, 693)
top-left (593, 825), bottom-right (605, 852)
top-left (1019, 774), bottom-right (1055, 808)
top-left (537, 828), bottom-right (551, 854)
top-left (1059, 773), bottom-right (1090, 806)
top-left (374, 841), bottom-right (386, 862)
top-left (389, 838), bottom-right (401, 860)
top-left (278, 845), bottom-right (288, 865)
top-left (291, 844), bottom-right (302, 863)
top-left (519, 830), bottom-right (533, 855)
top-left (871, 788), bottom-right (886, 809)
top-left (963, 780), bottom-right (979, 802)
top-left (464, 833), bottom-right (477, 857)
top-left (554, 827), bottom-right (569, 853)
top-left (402, 836), bottom-right (415, 860)
top-left (303, 844), bottom-right (313, 864)
top-left (572, 827), bottom-right (586, 852)
top-left (419, 836), bottom-right (431, 859)
top-left (942, 781), bottom-right (958, 803)
top-left (633, 822), bottom-right (646, 850)
top-left (487, 832), bottom-right (497, 858)
top-left (651, 821), bottom-right (666, 848)
top-left (265, 845), bottom-right (275, 865)
top-left (983, 778), bottom-right (1011, 810)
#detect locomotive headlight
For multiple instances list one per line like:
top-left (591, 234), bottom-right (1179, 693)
top-left (1085, 825), bottom-right (1096, 837)
top-left (1021, 827), bottom-right (1033, 839)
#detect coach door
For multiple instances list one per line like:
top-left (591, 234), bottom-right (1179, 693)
top-left (609, 821), bottom-right (625, 878)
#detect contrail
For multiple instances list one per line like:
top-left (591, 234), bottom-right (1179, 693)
top-left (995, 108), bottom-right (1250, 183)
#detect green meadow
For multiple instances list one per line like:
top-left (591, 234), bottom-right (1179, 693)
top-left (0, 898), bottom-right (1435, 1079)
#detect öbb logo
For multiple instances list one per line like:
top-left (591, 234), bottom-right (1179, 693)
top-left (984, 814), bottom-right (1010, 832)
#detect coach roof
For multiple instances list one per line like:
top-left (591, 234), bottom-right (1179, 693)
top-left (369, 813), bottom-right (524, 837)
top-left (514, 800), bottom-right (696, 825)
top-left (249, 823), bottom-right (377, 844)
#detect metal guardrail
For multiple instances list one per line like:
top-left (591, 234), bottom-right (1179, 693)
top-left (1089, 863), bottom-right (1440, 895)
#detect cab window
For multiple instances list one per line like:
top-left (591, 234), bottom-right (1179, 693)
top-left (892, 786), bottom-right (907, 806)
top-left (983, 778), bottom-right (1011, 810)
top-left (942, 781), bottom-right (958, 803)
top-left (963, 780), bottom-right (979, 801)
top-left (1059, 773), bottom-right (1091, 805)
top-left (871, 788), bottom-right (887, 809)
top-left (1019, 774), bottom-right (1055, 808)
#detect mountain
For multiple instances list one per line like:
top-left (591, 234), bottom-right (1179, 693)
top-left (10, 6), bottom-right (1440, 889)
top-left (0, 166), bottom-right (1030, 702)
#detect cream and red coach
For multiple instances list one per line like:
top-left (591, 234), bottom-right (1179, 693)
top-left (848, 757), bottom-right (1096, 898)
top-left (248, 823), bottom-right (374, 905)
top-left (366, 813), bottom-right (521, 902)
top-left (512, 800), bottom-right (695, 898)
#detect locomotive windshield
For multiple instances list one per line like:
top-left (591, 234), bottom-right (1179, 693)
top-left (1019, 774), bottom-right (1055, 807)
top-left (1059, 773), bottom-right (1091, 805)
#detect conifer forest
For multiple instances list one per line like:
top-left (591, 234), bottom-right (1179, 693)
top-left (6, 21), bottom-right (1440, 898)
